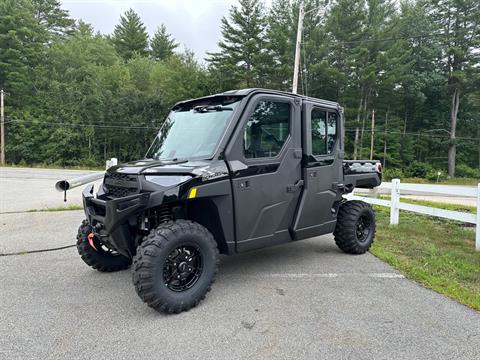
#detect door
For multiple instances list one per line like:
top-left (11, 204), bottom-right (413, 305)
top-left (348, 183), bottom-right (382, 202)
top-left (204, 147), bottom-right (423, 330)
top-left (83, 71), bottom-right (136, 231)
top-left (226, 94), bottom-right (303, 252)
top-left (291, 102), bottom-right (343, 240)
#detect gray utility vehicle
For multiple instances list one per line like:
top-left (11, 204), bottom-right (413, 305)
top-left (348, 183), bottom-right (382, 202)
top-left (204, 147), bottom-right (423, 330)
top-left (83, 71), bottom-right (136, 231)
top-left (78, 88), bottom-right (382, 314)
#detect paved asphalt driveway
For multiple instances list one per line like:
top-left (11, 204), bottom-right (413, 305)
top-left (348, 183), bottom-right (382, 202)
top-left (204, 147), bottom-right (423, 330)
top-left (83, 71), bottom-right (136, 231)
top-left (0, 167), bottom-right (102, 213)
top-left (0, 168), bottom-right (479, 359)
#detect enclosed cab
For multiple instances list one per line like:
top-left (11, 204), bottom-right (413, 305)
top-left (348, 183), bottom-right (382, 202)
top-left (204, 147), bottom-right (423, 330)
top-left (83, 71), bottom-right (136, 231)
top-left (77, 89), bottom-right (382, 313)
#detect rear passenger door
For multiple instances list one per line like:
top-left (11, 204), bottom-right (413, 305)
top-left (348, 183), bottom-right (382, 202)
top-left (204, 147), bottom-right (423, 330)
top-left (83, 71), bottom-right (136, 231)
top-left (291, 102), bottom-right (343, 240)
top-left (225, 94), bottom-right (303, 252)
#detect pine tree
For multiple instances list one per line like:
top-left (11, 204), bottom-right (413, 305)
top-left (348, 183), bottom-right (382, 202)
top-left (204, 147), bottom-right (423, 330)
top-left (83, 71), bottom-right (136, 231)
top-left (324, 0), bottom-right (397, 159)
top-left (112, 9), bottom-right (149, 60)
top-left (32, 0), bottom-right (75, 38)
top-left (324, 0), bottom-right (367, 158)
top-left (427, 0), bottom-right (480, 176)
top-left (265, 0), bottom-right (296, 91)
top-left (297, 0), bottom-right (334, 98)
top-left (150, 24), bottom-right (178, 61)
top-left (206, 0), bottom-right (268, 88)
top-left (75, 20), bottom-right (94, 37)
top-left (0, 0), bottom-right (45, 102)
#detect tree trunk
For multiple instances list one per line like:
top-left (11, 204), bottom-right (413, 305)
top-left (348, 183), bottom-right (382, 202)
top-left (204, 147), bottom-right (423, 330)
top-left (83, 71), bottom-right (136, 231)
top-left (353, 128), bottom-right (359, 160)
top-left (353, 95), bottom-right (363, 160)
top-left (448, 87), bottom-right (460, 177)
top-left (104, 139), bottom-right (107, 161)
top-left (359, 95), bottom-right (368, 159)
top-left (478, 126), bottom-right (480, 169)
top-left (383, 110), bottom-right (388, 169)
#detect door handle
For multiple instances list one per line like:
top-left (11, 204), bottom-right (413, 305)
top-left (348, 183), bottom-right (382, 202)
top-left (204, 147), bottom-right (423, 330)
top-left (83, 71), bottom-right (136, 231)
top-left (238, 179), bottom-right (250, 191)
top-left (286, 180), bottom-right (304, 193)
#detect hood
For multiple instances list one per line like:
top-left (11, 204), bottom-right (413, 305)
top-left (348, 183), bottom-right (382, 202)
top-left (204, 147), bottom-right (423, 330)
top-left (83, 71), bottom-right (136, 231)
top-left (107, 159), bottom-right (229, 181)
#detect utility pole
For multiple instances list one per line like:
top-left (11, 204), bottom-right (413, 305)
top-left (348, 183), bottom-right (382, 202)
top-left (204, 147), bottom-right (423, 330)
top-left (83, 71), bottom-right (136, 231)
top-left (353, 128), bottom-right (359, 160)
top-left (383, 110), bottom-right (388, 168)
top-left (370, 109), bottom-right (375, 160)
top-left (1, 89), bottom-right (5, 165)
top-left (292, 1), bottom-right (304, 94)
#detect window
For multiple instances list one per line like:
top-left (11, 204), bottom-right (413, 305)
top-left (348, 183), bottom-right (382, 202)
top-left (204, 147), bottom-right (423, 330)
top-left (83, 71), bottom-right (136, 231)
top-left (146, 98), bottom-right (241, 161)
top-left (311, 109), bottom-right (327, 155)
top-left (311, 109), bottom-right (337, 155)
top-left (327, 112), bottom-right (337, 153)
top-left (243, 100), bottom-right (290, 159)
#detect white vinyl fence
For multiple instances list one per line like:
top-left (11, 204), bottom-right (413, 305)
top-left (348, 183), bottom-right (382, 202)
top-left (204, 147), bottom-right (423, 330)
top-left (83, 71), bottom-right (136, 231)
top-left (346, 179), bottom-right (480, 251)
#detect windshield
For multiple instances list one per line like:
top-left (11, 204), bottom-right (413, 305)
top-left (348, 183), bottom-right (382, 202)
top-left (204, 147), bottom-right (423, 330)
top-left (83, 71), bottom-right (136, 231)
top-left (146, 98), bottom-right (242, 161)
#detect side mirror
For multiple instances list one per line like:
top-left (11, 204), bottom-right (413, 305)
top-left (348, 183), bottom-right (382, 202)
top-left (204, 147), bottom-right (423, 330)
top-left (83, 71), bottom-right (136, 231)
top-left (228, 160), bottom-right (248, 173)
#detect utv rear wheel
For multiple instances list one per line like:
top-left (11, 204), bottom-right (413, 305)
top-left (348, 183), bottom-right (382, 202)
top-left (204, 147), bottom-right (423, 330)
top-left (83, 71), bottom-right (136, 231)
top-left (333, 200), bottom-right (375, 254)
top-left (132, 220), bottom-right (219, 314)
top-left (77, 220), bottom-right (131, 272)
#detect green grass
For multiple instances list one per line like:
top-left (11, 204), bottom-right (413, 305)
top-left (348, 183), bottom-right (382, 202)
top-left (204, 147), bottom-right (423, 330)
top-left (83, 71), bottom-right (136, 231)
top-left (0, 163), bottom-right (104, 171)
top-left (399, 177), bottom-right (479, 186)
top-left (377, 195), bottom-right (476, 213)
top-left (370, 206), bottom-right (480, 311)
top-left (26, 205), bottom-right (83, 212)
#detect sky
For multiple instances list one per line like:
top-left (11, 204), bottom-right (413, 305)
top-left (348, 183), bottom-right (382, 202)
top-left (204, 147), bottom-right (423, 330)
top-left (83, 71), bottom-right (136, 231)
top-left (60, 0), bottom-right (249, 62)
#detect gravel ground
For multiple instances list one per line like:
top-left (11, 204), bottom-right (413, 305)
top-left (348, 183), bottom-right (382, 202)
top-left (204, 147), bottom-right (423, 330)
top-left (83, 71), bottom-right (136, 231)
top-left (0, 210), bottom-right (479, 360)
top-left (0, 167), bottom-right (479, 359)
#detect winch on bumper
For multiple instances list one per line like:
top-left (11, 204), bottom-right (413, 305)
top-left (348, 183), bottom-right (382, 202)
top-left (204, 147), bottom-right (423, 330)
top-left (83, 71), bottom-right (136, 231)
top-left (82, 184), bottom-right (150, 258)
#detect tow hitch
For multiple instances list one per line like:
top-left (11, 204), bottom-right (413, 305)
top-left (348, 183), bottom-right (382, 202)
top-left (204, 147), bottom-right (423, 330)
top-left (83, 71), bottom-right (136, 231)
top-left (87, 232), bottom-right (98, 251)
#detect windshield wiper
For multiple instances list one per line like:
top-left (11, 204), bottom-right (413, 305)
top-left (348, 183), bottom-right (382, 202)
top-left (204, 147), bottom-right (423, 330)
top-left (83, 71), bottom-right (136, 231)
top-left (193, 105), bottom-right (233, 113)
top-left (159, 158), bottom-right (189, 164)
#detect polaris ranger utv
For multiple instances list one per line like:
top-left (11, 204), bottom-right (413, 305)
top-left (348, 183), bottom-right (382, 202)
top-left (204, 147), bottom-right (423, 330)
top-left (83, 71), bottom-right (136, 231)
top-left (77, 88), bottom-right (382, 314)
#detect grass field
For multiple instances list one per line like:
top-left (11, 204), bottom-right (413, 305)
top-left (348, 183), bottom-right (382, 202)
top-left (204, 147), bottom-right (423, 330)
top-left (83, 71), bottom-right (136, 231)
top-left (27, 205), bottom-right (83, 212)
top-left (396, 177), bottom-right (479, 186)
top-left (371, 205), bottom-right (480, 311)
top-left (0, 163), bottom-right (104, 171)
top-left (376, 195), bottom-right (476, 213)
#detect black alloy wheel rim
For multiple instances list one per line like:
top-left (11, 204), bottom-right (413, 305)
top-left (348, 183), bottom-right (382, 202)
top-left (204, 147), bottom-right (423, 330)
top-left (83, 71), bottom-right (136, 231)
top-left (355, 214), bottom-right (371, 243)
top-left (163, 245), bottom-right (203, 292)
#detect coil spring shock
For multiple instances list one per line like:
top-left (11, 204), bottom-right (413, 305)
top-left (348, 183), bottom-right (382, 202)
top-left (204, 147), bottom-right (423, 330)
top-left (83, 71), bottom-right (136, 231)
top-left (157, 205), bottom-right (172, 224)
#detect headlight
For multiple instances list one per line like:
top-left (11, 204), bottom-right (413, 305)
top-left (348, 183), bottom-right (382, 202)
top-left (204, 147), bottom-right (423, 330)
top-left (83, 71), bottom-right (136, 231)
top-left (145, 175), bottom-right (191, 187)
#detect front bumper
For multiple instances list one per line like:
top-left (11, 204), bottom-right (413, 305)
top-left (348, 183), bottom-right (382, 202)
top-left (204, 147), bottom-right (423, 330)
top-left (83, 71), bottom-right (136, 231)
top-left (82, 184), bottom-right (150, 257)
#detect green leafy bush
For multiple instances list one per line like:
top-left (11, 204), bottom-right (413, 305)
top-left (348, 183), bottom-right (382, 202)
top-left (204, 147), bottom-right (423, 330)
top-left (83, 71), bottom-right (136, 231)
top-left (383, 167), bottom-right (404, 180)
top-left (405, 162), bottom-right (434, 178)
top-left (426, 169), bottom-right (448, 182)
top-left (456, 164), bottom-right (480, 179)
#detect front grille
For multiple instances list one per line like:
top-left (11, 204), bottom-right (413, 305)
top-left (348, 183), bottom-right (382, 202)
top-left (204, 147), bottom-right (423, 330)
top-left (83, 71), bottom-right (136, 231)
top-left (105, 185), bottom-right (138, 198)
top-left (106, 173), bottom-right (138, 182)
top-left (104, 172), bottom-right (139, 198)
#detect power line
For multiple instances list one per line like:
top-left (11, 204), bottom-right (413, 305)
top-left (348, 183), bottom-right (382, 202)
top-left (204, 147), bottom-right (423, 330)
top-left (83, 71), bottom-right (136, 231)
top-left (5, 118), bottom-right (160, 130)
top-left (5, 116), bottom-right (162, 128)
top-left (344, 128), bottom-right (480, 141)
top-left (327, 32), bottom-right (446, 46)
top-left (6, 118), bottom-right (479, 141)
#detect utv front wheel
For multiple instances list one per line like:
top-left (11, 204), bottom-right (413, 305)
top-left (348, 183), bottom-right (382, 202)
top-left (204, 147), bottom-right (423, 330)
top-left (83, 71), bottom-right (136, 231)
top-left (333, 200), bottom-right (375, 254)
top-left (77, 220), bottom-right (131, 272)
top-left (132, 220), bottom-right (219, 314)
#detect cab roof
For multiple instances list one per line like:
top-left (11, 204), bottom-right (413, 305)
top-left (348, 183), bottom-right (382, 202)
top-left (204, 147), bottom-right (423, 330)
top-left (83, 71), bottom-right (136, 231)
top-left (173, 88), bottom-right (340, 110)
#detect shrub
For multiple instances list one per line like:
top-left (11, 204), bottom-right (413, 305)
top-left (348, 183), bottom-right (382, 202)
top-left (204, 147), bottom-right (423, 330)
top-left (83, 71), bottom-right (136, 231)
top-left (406, 161), bottom-right (434, 178)
top-left (383, 167), bottom-right (404, 180)
top-left (456, 164), bottom-right (480, 179)
top-left (426, 169), bottom-right (448, 182)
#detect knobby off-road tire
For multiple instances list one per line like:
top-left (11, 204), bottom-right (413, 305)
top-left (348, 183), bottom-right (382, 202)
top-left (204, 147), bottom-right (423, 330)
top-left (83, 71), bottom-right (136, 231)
top-left (77, 219), bottom-right (131, 272)
top-left (132, 220), bottom-right (219, 314)
top-left (333, 200), bottom-right (376, 254)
